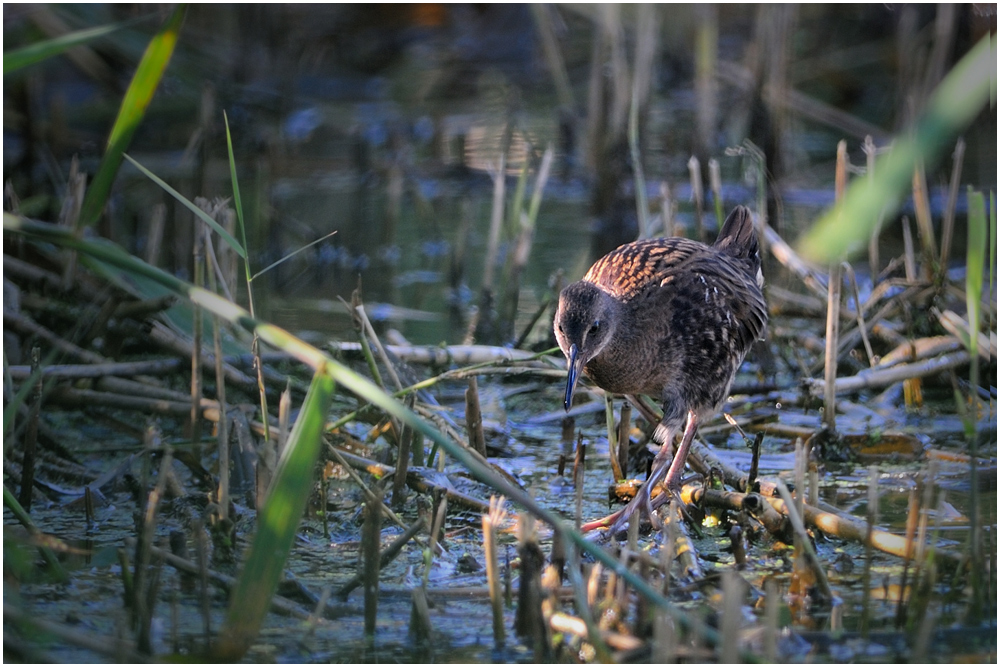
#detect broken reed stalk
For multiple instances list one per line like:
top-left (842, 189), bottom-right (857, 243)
top-left (720, 570), bottom-right (742, 663)
top-left (483, 496), bottom-right (507, 649)
top-left (18, 346), bottom-right (41, 510)
top-left (514, 512), bottom-right (547, 657)
top-left (660, 182), bottom-right (675, 238)
top-left (465, 376), bottom-right (487, 457)
top-left (393, 395), bottom-right (415, 507)
top-left (823, 140), bottom-right (848, 434)
top-left (204, 223), bottom-right (230, 521)
top-left (362, 489), bottom-right (382, 638)
top-left (775, 480), bottom-right (834, 602)
top-left (688, 155), bottom-right (705, 243)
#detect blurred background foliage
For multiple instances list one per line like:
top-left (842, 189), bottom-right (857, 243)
top-left (3, 4), bottom-right (996, 344)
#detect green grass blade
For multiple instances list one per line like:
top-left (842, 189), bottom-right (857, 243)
top-left (3, 22), bottom-right (126, 74)
top-left (223, 111), bottom-right (251, 280)
top-left (78, 5), bottom-right (186, 229)
top-left (123, 154), bottom-right (246, 259)
top-left (990, 191), bottom-right (996, 310)
top-left (966, 189), bottom-right (986, 360)
top-left (798, 34), bottom-right (996, 263)
top-left (215, 368), bottom-right (336, 659)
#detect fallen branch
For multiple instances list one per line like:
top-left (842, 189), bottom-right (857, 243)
top-left (330, 342), bottom-right (541, 366)
top-left (691, 487), bottom-right (961, 563)
top-left (804, 350), bottom-right (972, 396)
top-left (8, 358), bottom-right (183, 380)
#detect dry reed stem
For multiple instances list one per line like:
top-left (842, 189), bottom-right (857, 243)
top-left (18, 347), bottom-right (41, 510)
top-left (393, 395), bottom-right (415, 507)
top-left (775, 480), bottom-right (834, 602)
top-left (362, 491), bottom-right (382, 637)
top-left (660, 182), bottom-right (675, 238)
top-left (483, 496), bottom-right (507, 649)
top-left (720, 570), bottom-right (742, 662)
top-left (688, 156), bottom-right (705, 243)
top-left (465, 376), bottom-right (487, 457)
top-left (911, 161), bottom-right (938, 272)
top-left (805, 349), bottom-right (972, 395)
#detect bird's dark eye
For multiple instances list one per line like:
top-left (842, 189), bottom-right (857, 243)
top-left (557, 324), bottom-right (564, 333)
top-left (589, 321), bottom-right (600, 335)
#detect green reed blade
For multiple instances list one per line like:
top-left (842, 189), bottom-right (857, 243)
top-left (798, 35), bottom-right (996, 263)
top-left (78, 5), bottom-right (186, 229)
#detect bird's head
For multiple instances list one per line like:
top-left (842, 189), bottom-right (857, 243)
top-left (554, 281), bottom-right (617, 411)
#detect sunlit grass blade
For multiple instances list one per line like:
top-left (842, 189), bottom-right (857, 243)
top-left (123, 153), bottom-right (246, 259)
top-left (78, 4), bottom-right (186, 229)
top-left (3, 21), bottom-right (128, 74)
top-left (215, 368), bottom-right (336, 659)
top-left (798, 34), bottom-right (996, 263)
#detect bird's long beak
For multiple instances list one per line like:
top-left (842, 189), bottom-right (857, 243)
top-left (563, 343), bottom-right (584, 411)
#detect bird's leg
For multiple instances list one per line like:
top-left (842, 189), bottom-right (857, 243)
top-left (606, 424), bottom-right (675, 537)
top-left (661, 410), bottom-right (699, 493)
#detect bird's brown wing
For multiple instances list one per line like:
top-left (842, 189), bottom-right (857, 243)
top-left (583, 238), bottom-right (708, 301)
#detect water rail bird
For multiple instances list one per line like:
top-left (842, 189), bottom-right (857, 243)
top-left (554, 205), bottom-right (767, 532)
